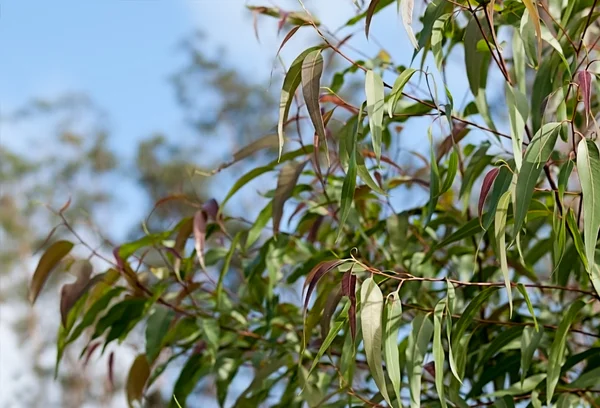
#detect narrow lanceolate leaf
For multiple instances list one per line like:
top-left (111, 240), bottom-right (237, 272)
top-left (384, 292), bottom-right (403, 406)
top-left (425, 127), bottom-right (440, 225)
top-left (273, 160), bottom-right (307, 235)
top-left (431, 13), bottom-right (451, 72)
top-left (506, 86), bottom-right (528, 171)
top-left (433, 300), bottom-right (447, 408)
top-left (440, 150), bottom-right (458, 195)
top-left (342, 270), bottom-right (357, 339)
top-left (522, 0), bottom-right (542, 62)
top-left (339, 113), bottom-right (358, 237)
top-left (494, 191), bottom-right (513, 317)
top-left (365, 70), bottom-right (385, 163)
top-left (29, 240), bottom-right (74, 304)
top-left (516, 284), bottom-right (538, 331)
top-left (406, 313), bottom-right (434, 408)
top-left (301, 50), bottom-right (328, 165)
top-left (361, 277), bottom-right (391, 406)
top-left (307, 302), bottom-right (349, 378)
top-left (303, 260), bottom-right (347, 313)
top-left (546, 300), bottom-right (585, 405)
top-left (388, 68), bottom-right (416, 118)
top-left (566, 208), bottom-right (588, 270)
top-left (193, 210), bottom-right (207, 270)
top-left (127, 354), bottom-right (150, 408)
top-left (478, 167), bottom-right (500, 220)
top-left (520, 326), bottom-right (543, 386)
top-left (278, 46), bottom-right (321, 160)
top-left (514, 123), bottom-right (561, 234)
top-left (365, 0), bottom-right (380, 39)
top-left (401, 0), bottom-right (418, 49)
top-left (578, 71), bottom-right (593, 125)
top-left (577, 138), bottom-right (600, 296)
top-left (216, 233), bottom-right (240, 309)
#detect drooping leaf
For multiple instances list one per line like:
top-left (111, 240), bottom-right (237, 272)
top-left (388, 68), bottom-right (416, 118)
top-left (365, 70), bottom-right (385, 163)
top-left (566, 208), bottom-right (588, 270)
top-left (514, 123), bottom-right (561, 235)
top-left (406, 313), bottom-right (434, 408)
top-left (401, 0), bottom-right (418, 49)
top-left (522, 0), bottom-right (542, 62)
top-left (277, 47), bottom-right (322, 159)
top-left (360, 277), bottom-right (391, 406)
top-left (546, 300), bottom-right (585, 405)
top-left (303, 260), bottom-right (347, 313)
top-left (145, 306), bottom-right (175, 363)
top-left (384, 291), bottom-right (402, 406)
top-left (425, 127), bottom-right (440, 225)
top-left (433, 299), bottom-right (447, 408)
top-left (516, 283), bottom-right (539, 331)
top-left (29, 240), bottom-right (74, 304)
top-left (431, 13), bottom-right (451, 72)
top-left (307, 302), bottom-right (349, 378)
top-left (478, 167), bottom-right (500, 220)
top-left (387, 212), bottom-right (409, 265)
top-left (273, 160), bottom-right (307, 235)
top-left (494, 191), bottom-right (513, 316)
top-left (578, 71), bottom-right (593, 124)
top-left (342, 269), bottom-right (357, 339)
top-left (440, 149), bottom-right (458, 195)
top-left (506, 86), bottom-right (528, 171)
top-left (520, 326), bottom-right (544, 386)
top-left (464, 15), bottom-right (490, 97)
top-left (339, 113), bottom-right (358, 236)
top-left (576, 138), bottom-right (600, 295)
top-left (302, 50), bottom-right (328, 165)
top-left (170, 353), bottom-right (211, 408)
top-left (127, 354), bottom-right (150, 408)
top-left (216, 233), bottom-right (240, 309)
top-left (485, 374), bottom-right (546, 398)
top-left (193, 210), bottom-right (207, 270)
top-left (365, 0), bottom-right (380, 39)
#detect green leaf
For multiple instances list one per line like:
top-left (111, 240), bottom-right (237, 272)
top-left (516, 283), bottom-right (538, 331)
top-left (365, 70), bottom-right (385, 164)
top-left (29, 240), bottom-right (74, 304)
top-left (170, 353), bottom-right (211, 408)
top-left (302, 50), bottom-right (328, 165)
top-left (246, 202), bottom-right (272, 249)
top-left (388, 68), bottom-right (416, 118)
top-left (278, 47), bottom-right (321, 159)
top-left (485, 374), bottom-right (546, 397)
top-left (339, 118), bottom-right (358, 236)
top-left (514, 123), bottom-right (561, 234)
top-left (200, 318), bottom-right (220, 363)
top-left (431, 14), bottom-right (451, 72)
top-left (566, 208), bottom-right (588, 270)
top-left (356, 152), bottom-right (385, 194)
top-left (506, 86), bottom-right (528, 171)
top-left (464, 15), bottom-right (490, 97)
top-left (425, 127), bottom-right (441, 225)
top-left (384, 292), bottom-right (402, 407)
top-left (433, 299), bottom-right (447, 408)
top-left (387, 212), bottom-right (409, 265)
top-left (440, 149), bottom-right (458, 195)
top-left (216, 233), bottom-right (240, 309)
top-left (520, 326), bottom-right (544, 386)
top-left (452, 287), bottom-right (498, 355)
top-left (406, 313), bottom-right (433, 408)
top-left (494, 191), bottom-right (513, 317)
top-left (577, 138), bottom-right (600, 296)
top-left (146, 306), bottom-right (175, 363)
top-left (272, 160), bottom-right (307, 234)
top-left (522, 0), bottom-right (542, 61)
top-left (360, 277), bottom-right (391, 406)
top-left (127, 354), bottom-right (150, 407)
top-left (59, 260), bottom-right (95, 327)
top-left (546, 300), bottom-right (585, 405)
top-left (307, 302), bottom-right (348, 378)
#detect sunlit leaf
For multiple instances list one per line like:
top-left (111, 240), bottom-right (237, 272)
top-left (478, 167), bottom-right (500, 220)
top-left (406, 313), bottom-right (433, 408)
top-left (506, 86), bottom-right (528, 171)
top-left (522, 0), bottom-right (542, 61)
top-left (388, 68), bottom-right (416, 118)
top-left (29, 240), bottom-right (74, 304)
top-left (361, 277), bottom-right (391, 406)
top-left (401, 0), bottom-right (418, 49)
top-left (302, 50), bottom-right (328, 165)
top-left (494, 191), bottom-right (513, 316)
top-left (433, 299), bottom-right (447, 408)
top-left (365, 70), bottom-right (385, 163)
top-left (384, 291), bottom-right (402, 406)
top-left (576, 138), bottom-right (600, 295)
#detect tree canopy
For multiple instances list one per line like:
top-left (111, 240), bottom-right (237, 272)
top-left (29, 0), bottom-right (600, 407)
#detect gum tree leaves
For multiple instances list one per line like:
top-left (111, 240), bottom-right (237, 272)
top-left (578, 71), bottom-right (593, 124)
top-left (29, 240), bottom-right (74, 304)
top-left (514, 123), bottom-right (561, 234)
top-left (494, 191), bottom-right (513, 316)
top-left (383, 291), bottom-right (402, 406)
top-left (302, 50), bottom-right (328, 164)
top-left (576, 139), bottom-right (600, 295)
top-left (277, 47), bottom-right (321, 159)
top-left (521, 0), bottom-right (542, 61)
top-left (273, 160), bottom-right (307, 234)
top-left (546, 300), bottom-right (585, 405)
top-left (127, 354), bottom-right (150, 407)
top-left (360, 277), bottom-right (391, 406)
top-left (407, 313), bottom-right (433, 408)
top-left (193, 210), bottom-right (207, 270)
top-left (388, 68), bottom-right (416, 118)
top-left (365, 70), bottom-right (385, 163)
top-left (506, 86), bottom-right (528, 171)
top-left (401, 0), bottom-right (418, 49)
top-left (60, 260), bottom-right (93, 327)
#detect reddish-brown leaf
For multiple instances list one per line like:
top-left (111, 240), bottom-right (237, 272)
top-left (193, 210), bottom-right (207, 270)
top-left (276, 25), bottom-right (303, 57)
top-left (288, 202), bottom-right (306, 226)
top-left (202, 199), bottom-right (219, 220)
top-left (579, 70), bottom-right (593, 125)
top-left (303, 260), bottom-right (346, 312)
top-left (107, 351), bottom-right (115, 392)
top-left (320, 94), bottom-right (359, 114)
top-left (278, 12), bottom-right (289, 34)
top-left (29, 240), bottom-right (74, 304)
top-left (436, 122), bottom-right (469, 162)
top-left (59, 196), bottom-right (72, 213)
top-left (365, 0), bottom-right (381, 39)
top-left (126, 354), bottom-right (150, 407)
top-left (60, 260), bottom-right (94, 327)
top-left (307, 215), bottom-right (324, 243)
top-left (478, 167), bottom-right (500, 219)
top-left (83, 341), bottom-right (101, 367)
top-left (320, 288), bottom-right (343, 340)
top-left (273, 161), bottom-right (307, 234)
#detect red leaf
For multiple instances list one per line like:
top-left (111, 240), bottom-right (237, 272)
top-left (276, 25), bottom-right (303, 57)
top-left (579, 70), bottom-right (593, 125)
top-left (202, 199), bottom-right (219, 220)
top-left (107, 351), bottom-right (115, 392)
top-left (83, 341), bottom-right (101, 367)
top-left (277, 12), bottom-right (289, 34)
top-left (365, 0), bottom-right (381, 39)
top-left (193, 210), bottom-right (207, 270)
top-left (59, 196), bottom-right (72, 213)
top-left (303, 260), bottom-right (345, 312)
top-left (307, 215), bottom-right (324, 243)
top-left (478, 167), bottom-right (500, 219)
top-left (319, 94), bottom-right (359, 114)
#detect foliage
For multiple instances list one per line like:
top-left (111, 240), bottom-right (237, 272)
top-left (32, 0), bottom-right (600, 407)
